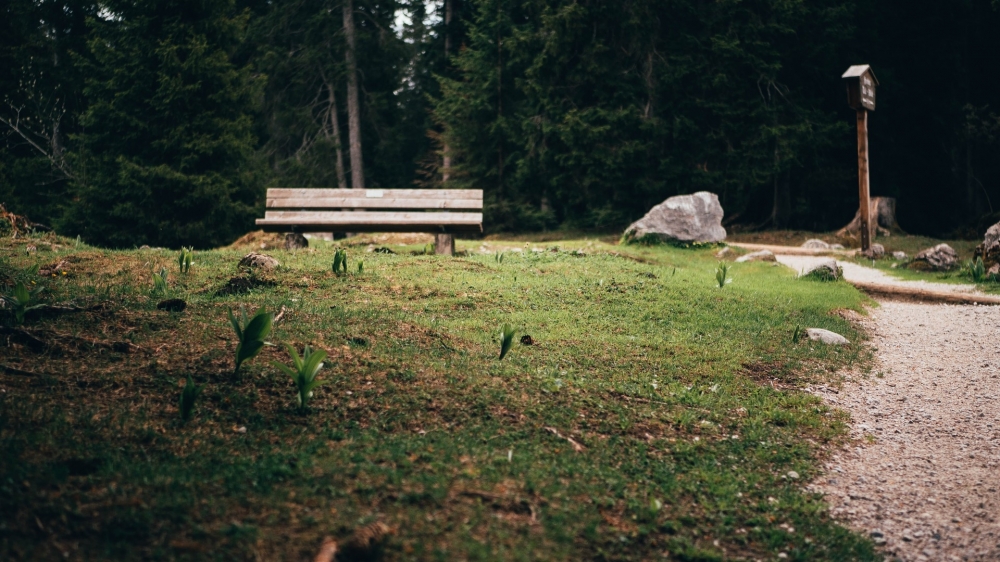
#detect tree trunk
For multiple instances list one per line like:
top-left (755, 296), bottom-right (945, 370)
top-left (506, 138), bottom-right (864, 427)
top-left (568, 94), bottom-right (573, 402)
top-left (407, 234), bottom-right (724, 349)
top-left (836, 196), bottom-right (903, 239)
top-left (343, 0), bottom-right (364, 189)
top-left (442, 0), bottom-right (453, 183)
top-left (321, 72), bottom-right (348, 189)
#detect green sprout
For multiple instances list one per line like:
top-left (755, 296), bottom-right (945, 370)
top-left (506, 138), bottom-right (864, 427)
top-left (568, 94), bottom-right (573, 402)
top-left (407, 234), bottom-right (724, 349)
top-left (498, 323), bottom-right (516, 361)
top-left (715, 263), bottom-right (730, 288)
top-left (967, 257), bottom-right (987, 283)
top-left (357, 259), bottom-right (364, 274)
top-left (792, 325), bottom-right (802, 343)
top-left (178, 247), bottom-right (193, 274)
top-left (228, 307), bottom-right (273, 375)
top-left (424, 243), bottom-right (434, 255)
top-left (332, 249), bottom-right (348, 275)
top-left (3, 281), bottom-right (45, 324)
top-left (152, 267), bottom-right (169, 296)
top-left (495, 251), bottom-right (505, 264)
top-left (178, 375), bottom-right (203, 423)
top-left (272, 344), bottom-right (328, 411)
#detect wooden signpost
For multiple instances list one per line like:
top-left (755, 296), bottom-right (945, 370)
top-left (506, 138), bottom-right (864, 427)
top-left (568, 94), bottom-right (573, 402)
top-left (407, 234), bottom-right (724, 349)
top-left (842, 65), bottom-right (879, 252)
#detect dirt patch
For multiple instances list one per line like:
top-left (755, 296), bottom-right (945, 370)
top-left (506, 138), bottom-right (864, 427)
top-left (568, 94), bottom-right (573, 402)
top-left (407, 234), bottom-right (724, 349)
top-left (215, 275), bottom-right (277, 296)
top-left (227, 230), bottom-right (288, 250)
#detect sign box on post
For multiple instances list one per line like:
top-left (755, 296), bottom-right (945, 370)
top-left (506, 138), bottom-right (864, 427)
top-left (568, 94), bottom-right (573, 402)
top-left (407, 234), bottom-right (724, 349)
top-left (842, 65), bottom-right (879, 252)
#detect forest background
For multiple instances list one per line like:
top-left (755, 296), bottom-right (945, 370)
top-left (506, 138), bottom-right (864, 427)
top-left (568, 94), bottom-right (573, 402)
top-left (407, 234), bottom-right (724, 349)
top-left (2, 0), bottom-right (1000, 249)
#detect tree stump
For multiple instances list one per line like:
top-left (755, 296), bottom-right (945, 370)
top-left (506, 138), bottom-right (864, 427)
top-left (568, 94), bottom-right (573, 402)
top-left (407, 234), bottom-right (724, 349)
top-left (836, 197), bottom-right (903, 240)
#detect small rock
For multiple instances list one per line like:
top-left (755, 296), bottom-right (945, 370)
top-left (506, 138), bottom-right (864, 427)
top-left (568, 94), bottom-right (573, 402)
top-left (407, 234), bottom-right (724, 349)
top-left (715, 247), bottom-right (735, 259)
top-left (139, 245), bottom-right (150, 250)
top-left (892, 251), bottom-right (907, 260)
top-left (870, 530), bottom-right (884, 538)
top-left (909, 243), bottom-right (958, 271)
top-left (802, 239), bottom-right (831, 249)
top-left (234, 426), bottom-right (247, 434)
top-left (861, 243), bottom-right (885, 259)
top-left (284, 232), bottom-right (308, 250)
top-left (801, 259), bottom-right (842, 281)
top-left (806, 328), bottom-right (849, 345)
top-left (736, 249), bottom-right (777, 263)
top-left (831, 243), bottom-right (846, 250)
top-left (520, 335), bottom-right (535, 346)
top-left (238, 252), bottom-right (280, 270)
top-left (787, 470), bottom-right (800, 479)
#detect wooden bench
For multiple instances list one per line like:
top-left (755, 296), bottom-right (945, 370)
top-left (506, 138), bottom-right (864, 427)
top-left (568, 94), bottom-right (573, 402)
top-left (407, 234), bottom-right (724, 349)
top-left (255, 188), bottom-right (483, 255)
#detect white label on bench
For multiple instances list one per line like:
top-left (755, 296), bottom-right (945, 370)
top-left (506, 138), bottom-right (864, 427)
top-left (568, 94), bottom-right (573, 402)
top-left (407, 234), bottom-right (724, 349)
top-left (365, 189), bottom-right (384, 198)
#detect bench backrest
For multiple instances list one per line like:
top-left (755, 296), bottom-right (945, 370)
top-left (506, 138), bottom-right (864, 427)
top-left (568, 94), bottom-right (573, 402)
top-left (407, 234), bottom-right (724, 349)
top-left (256, 188), bottom-right (483, 233)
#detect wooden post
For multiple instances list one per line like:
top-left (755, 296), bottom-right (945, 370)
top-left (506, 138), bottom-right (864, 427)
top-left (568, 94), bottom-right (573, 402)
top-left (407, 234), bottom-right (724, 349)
top-left (856, 109), bottom-right (872, 252)
top-left (435, 233), bottom-right (455, 256)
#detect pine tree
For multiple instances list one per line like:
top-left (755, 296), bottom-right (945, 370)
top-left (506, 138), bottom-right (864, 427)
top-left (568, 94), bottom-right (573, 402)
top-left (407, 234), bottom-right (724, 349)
top-left (61, 0), bottom-right (263, 248)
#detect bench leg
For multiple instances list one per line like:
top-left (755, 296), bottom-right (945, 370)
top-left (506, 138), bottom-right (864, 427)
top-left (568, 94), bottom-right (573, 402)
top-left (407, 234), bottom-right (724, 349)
top-left (434, 234), bottom-right (455, 256)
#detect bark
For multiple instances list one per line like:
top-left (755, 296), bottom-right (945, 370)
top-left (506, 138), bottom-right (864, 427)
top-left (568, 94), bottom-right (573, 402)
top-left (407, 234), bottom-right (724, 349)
top-left (343, 0), bottom-right (364, 189)
top-left (836, 196), bottom-right (903, 238)
top-left (321, 70), bottom-right (348, 189)
top-left (442, 0), bottom-right (453, 183)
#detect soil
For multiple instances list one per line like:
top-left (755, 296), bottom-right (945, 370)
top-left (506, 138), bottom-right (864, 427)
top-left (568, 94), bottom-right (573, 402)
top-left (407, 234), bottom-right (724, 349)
top-left (773, 253), bottom-right (1000, 561)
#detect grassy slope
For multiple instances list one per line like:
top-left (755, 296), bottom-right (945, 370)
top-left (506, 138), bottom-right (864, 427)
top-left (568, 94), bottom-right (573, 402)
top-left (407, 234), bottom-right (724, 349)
top-left (0, 234), bottom-right (878, 561)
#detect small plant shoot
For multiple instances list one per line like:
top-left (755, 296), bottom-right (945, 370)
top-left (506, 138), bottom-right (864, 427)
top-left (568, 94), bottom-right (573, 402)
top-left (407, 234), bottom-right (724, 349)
top-left (151, 267), bottom-right (169, 296)
top-left (272, 344), bottom-right (328, 410)
top-left (3, 281), bottom-right (45, 324)
top-left (178, 247), bottom-right (193, 274)
top-left (715, 263), bottom-right (730, 288)
top-left (333, 249), bottom-right (348, 275)
top-left (498, 323), bottom-right (516, 361)
top-left (178, 375), bottom-right (203, 423)
top-left (228, 307), bottom-right (274, 375)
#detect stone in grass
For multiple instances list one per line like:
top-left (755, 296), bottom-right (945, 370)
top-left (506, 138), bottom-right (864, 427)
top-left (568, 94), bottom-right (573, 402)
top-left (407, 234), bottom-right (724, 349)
top-left (736, 250), bottom-right (776, 263)
top-left (802, 239), bottom-right (831, 249)
top-left (622, 191), bottom-right (726, 244)
top-left (800, 259), bottom-right (842, 281)
top-left (715, 246), bottom-right (736, 259)
top-left (892, 251), bottom-right (907, 260)
top-left (909, 243), bottom-right (958, 272)
top-left (974, 221), bottom-right (1000, 270)
top-left (284, 232), bottom-right (308, 250)
top-left (806, 328), bottom-right (849, 345)
top-left (238, 252), bottom-right (280, 270)
top-left (861, 243), bottom-right (885, 259)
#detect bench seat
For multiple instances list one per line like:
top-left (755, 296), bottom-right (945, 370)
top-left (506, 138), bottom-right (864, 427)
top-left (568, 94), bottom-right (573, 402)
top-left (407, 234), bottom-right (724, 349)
top-left (255, 188), bottom-right (483, 234)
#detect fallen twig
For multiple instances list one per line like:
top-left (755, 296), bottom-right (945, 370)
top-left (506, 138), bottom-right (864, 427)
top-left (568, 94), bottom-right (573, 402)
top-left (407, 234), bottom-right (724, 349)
top-left (273, 305), bottom-right (288, 325)
top-left (544, 426), bottom-right (586, 452)
top-left (313, 537), bottom-right (338, 562)
top-left (1, 364), bottom-right (39, 377)
top-left (0, 326), bottom-right (47, 352)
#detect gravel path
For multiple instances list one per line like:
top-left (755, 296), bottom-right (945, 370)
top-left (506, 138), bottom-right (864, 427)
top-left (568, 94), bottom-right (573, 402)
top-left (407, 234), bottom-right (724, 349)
top-left (773, 254), bottom-right (1000, 561)
top-left (776, 255), bottom-right (982, 295)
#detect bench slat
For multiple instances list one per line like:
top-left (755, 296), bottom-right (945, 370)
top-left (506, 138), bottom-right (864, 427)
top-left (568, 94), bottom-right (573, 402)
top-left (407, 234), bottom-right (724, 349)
top-left (266, 197), bottom-right (482, 210)
top-left (257, 211), bottom-right (483, 233)
top-left (267, 188), bottom-right (483, 200)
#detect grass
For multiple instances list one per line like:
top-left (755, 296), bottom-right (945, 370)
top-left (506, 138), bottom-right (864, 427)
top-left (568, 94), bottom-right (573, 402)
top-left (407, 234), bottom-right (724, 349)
top-left (0, 231), bottom-right (879, 561)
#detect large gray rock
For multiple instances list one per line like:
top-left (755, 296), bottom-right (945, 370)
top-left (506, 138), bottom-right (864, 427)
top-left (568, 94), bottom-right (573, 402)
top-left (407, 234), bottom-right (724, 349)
top-left (623, 192), bottom-right (726, 244)
top-left (806, 328), bottom-right (849, 345)
top-left (736, 250), bottom-right (776, 263)
top-left (974, 222), bottom-right (1000, 270)
top-left (910, 243), bottom-right (958, 271)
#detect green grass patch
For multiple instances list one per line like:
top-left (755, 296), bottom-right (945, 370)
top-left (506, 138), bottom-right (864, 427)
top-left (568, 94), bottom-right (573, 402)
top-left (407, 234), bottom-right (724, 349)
top-left (0, 231), bottom-right (878, 560)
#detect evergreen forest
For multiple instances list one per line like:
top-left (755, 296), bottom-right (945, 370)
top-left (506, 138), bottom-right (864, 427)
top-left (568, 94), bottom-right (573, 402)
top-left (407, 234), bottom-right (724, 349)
top-left (3, 0), bottom-right (1000, 248)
